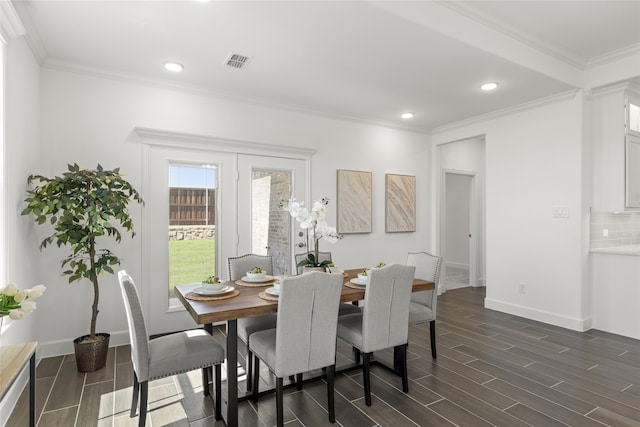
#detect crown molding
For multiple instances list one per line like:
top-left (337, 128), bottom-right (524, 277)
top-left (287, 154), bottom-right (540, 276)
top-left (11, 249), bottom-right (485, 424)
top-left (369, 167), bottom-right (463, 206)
top-left (587, 43), bottom-right (640, 69)
top-left (432, 89), bottom-right (580, 136)
top-left (11, 0), bottom-right (46, 63)
top-left (0, 0), bottom-right (26, 44)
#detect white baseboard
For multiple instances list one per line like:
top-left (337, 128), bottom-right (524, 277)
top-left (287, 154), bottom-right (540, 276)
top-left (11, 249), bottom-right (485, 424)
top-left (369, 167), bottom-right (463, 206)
top-left (484, 297), bottom-right (591, 332)
top-left (38, 330), bottom-right (131, 359)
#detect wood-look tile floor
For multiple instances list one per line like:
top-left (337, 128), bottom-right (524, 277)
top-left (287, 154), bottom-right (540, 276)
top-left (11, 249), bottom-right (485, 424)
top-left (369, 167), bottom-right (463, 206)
top-left (7, 286), bottom-right (640, 426)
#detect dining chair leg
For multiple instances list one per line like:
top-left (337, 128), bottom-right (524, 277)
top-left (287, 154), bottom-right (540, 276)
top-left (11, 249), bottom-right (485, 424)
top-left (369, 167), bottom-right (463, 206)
top-left (276, 377), bottom-right (284, 427)
top-left (202, 366), bottom-right (210, 396)
top-left (252, 355), bottom-right (260, 402)
top-left (214, 364), bottom-right (222, 420)
top-left (354, 347), bottom-right (361, 364)
top-left (363, 353), bottom-right (372, 406)
top-left (430, 320), bottom-right (437, 359)
top-left (397, 344), bottom-right (409, 393)
top-left (138, 381), bottom-right (148, 427)
top-left (296, 373), bottom-right (303, 390)
top-left (393, 346), bottom-right (402, 373)
top-left (327, 365), bottom-right (336, 423)
top-left (246, 344), bottom-right (253, 391)
top-left (130, 372), bottom-right (140, 417)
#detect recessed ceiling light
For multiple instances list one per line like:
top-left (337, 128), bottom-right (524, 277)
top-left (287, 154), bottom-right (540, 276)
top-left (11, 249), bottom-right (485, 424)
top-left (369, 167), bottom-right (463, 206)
top-left (401, 112), bottom-right (415, 119)
top-left (480, 82), bottom-right (499, 91)
top-left (164, 62), bottom-right (184, 72)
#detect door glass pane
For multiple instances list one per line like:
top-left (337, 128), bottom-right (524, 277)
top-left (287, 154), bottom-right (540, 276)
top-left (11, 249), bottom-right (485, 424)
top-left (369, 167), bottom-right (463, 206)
top-left (252, 169), bottom-right (291, 275)
top-left (168, 163), bottom-right (217, 297)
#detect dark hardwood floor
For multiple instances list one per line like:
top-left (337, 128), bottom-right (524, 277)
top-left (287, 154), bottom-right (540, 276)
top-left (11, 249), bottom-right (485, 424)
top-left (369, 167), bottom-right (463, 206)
top-left (6, 286), bottom-right (640, 426)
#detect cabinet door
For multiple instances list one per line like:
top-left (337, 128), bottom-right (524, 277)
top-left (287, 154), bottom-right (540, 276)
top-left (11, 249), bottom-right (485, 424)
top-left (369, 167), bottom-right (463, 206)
top-left (626, 134), bottom-right (640, 208)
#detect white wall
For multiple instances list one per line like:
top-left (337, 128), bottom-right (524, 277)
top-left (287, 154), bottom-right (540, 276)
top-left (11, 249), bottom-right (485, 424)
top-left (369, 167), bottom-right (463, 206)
top-left (0, 35), bottom-right (42, 421)
top-left (433, 92), bottom-right (590, 331)
top-left (33, 67), bottom-right (431, 356)
top-left (2, 37), bottom-right (41, 348)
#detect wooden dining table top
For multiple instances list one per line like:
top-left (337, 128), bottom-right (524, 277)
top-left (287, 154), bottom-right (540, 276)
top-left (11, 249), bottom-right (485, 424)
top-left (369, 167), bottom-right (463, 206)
top-left (174, 268), bottom-right (434, 325)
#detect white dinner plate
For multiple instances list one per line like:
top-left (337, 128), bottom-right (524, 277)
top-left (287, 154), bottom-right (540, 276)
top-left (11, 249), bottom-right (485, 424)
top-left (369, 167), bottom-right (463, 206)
top-left (350, 278), bottom-right (367, 286)
top-left (241, 275), bottom-right (275, 283)
top-left (265, 286), bottom-right (280, 297)
top-left (193, 285), bottom-right (234, 296)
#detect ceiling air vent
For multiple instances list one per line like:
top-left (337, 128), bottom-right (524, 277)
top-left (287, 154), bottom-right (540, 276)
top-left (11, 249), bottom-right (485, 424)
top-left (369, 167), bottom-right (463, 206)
top-left (224, 53), bottom-right (252, 70)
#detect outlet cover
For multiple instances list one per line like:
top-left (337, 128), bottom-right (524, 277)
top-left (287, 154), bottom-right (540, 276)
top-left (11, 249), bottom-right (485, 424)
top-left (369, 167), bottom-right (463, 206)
top-left (518, 282), bottom-right (527, 294)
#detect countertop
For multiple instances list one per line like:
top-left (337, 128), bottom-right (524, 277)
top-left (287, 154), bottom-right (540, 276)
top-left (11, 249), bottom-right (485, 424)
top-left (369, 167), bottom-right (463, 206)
top-left (590, 244), bottom-right (640, 256)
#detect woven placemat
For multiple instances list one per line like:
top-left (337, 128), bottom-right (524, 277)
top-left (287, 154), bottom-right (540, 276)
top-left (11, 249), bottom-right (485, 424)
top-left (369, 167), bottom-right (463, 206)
top-left (235, 278), bottom-right (276, 287)
top-left (258, 291), bottom-right (279, 301)
top-left (344, 281), bottom-right (367, 290)
top-left (185, 290), bottom-right (240, 301)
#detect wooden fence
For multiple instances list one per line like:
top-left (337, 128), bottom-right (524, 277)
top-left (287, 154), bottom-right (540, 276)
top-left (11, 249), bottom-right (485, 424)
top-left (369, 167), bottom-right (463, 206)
top-left (169, 187), bottom-right (215, 225)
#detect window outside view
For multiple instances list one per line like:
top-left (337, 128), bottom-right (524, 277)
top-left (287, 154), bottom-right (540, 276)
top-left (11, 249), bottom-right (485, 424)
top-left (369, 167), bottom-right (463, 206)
top-left (168, 164), bottom-right (216, 296)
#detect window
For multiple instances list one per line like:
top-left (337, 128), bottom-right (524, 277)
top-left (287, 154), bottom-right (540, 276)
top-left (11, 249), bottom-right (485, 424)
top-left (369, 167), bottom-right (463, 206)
top-left (168, 163), bottom-right (217, 296)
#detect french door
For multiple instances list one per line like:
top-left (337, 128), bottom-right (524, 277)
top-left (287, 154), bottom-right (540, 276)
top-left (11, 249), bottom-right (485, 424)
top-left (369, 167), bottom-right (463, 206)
top-left (143, 146), bottom-right (308, 334)
top-left (144, 145), bottom-right (235, 334)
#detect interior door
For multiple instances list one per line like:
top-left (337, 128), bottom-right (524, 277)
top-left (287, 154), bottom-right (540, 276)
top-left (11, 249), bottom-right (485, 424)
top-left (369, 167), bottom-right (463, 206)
top-left (237, 155), bottom-right (308, 276)
top-left (144, 145), bottom-right (235, 334)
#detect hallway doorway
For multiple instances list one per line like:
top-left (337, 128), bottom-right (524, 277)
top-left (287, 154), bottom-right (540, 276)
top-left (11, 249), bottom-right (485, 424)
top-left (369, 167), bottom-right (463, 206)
top-left (442, 170), bottom-right (476, 290)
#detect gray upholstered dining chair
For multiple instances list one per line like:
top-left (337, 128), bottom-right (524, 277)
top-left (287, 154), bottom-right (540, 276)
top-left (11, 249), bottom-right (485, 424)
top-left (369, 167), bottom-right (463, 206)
top-left (406, 251), bottom-right (442, 359)
top-left (336, 264), bottom-right (415, 406)
top-left (227, 253), bottom-right (277, 391)
top-left (296, 250), bottom-right (361, 316)
top-left (117, 270), bottom-right (224, 426)
top-left (249, 271), bottom-right (344, 427)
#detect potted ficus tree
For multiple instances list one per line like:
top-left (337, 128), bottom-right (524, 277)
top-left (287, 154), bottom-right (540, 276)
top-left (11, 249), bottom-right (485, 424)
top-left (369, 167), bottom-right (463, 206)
top-left (22, 164), bottom-right (143, 372)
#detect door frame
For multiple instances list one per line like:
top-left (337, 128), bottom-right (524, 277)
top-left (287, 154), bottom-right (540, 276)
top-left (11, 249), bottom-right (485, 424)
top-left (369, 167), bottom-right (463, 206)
top-left (441, 168), bottom-right (478, 291)
top-left (136, 128), bottom-right (315, 334)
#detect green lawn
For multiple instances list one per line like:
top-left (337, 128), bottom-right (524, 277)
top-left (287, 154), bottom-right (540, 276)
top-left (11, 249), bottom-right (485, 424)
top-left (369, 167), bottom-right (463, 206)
top-left (169, 240), bottom-right (216, 294)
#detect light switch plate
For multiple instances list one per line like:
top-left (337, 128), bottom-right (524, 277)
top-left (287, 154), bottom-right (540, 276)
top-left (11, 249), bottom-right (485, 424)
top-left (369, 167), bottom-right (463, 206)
top-left (552, 206), bottom-right (569, 218)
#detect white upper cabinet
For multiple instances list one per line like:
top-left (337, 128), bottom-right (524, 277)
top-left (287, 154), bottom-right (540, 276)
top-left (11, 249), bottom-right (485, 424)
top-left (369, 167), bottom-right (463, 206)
top-left (591, 84), bottom-right (640, 211)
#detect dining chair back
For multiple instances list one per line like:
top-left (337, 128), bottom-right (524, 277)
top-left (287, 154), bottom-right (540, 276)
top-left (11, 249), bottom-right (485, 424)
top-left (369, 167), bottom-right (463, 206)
top-left (227, 253), bottom-right (277, 392)
top-left (295, 250), bottom-right (360, 316)
top-left (227, 253), bottom-right (273, 281)
top-left (117, 270), bottom-right (224, 426)
top-left (406, 251), bottom-right (442, 358)
top-left (337, 264), bottom-right (415, 405)
top-left (249, 271), bottom-right (344, 426)
top-left (360, 264), bottom-right (415, 352)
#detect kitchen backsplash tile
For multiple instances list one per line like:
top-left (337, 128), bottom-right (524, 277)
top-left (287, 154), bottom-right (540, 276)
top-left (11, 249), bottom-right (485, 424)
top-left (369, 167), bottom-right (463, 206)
top-left (590, 211), bottom-right (640, 248)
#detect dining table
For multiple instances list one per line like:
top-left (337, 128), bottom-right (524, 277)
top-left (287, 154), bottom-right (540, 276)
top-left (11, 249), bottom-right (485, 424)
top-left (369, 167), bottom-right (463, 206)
top-left (174, 268), bottom-right (434, 427)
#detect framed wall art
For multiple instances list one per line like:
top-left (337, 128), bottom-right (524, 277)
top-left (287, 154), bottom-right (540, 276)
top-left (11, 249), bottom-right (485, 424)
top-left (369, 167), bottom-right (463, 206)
top-left (336, 169), bottom-right (372, 234)
top-left (385, 173), bottom-right (415, 232)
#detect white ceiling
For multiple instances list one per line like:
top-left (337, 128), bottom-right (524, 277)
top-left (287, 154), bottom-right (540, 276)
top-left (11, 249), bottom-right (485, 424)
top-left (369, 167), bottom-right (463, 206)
top-left (14, 0), bottom-right (640, 133)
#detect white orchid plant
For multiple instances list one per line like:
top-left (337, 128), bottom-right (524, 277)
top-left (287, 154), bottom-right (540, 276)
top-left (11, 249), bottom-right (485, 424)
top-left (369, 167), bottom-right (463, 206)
top-left (283, 197), bottom-right (342, 269)
top-left (0, 284), bottom-right (46, 320)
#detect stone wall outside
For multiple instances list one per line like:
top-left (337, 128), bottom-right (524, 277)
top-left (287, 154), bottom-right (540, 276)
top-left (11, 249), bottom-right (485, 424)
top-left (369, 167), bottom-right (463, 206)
top-left (169, 225), bottom-right (216, 241)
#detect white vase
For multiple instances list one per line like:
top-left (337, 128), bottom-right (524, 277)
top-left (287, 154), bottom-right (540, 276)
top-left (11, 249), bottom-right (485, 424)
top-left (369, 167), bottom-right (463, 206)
top-left (302, 266), bottom-right (326, 274)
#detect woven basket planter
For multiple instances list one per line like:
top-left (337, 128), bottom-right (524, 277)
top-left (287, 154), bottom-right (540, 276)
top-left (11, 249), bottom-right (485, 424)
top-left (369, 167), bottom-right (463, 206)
top-left (73, 333), bottom-right (110, 372)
